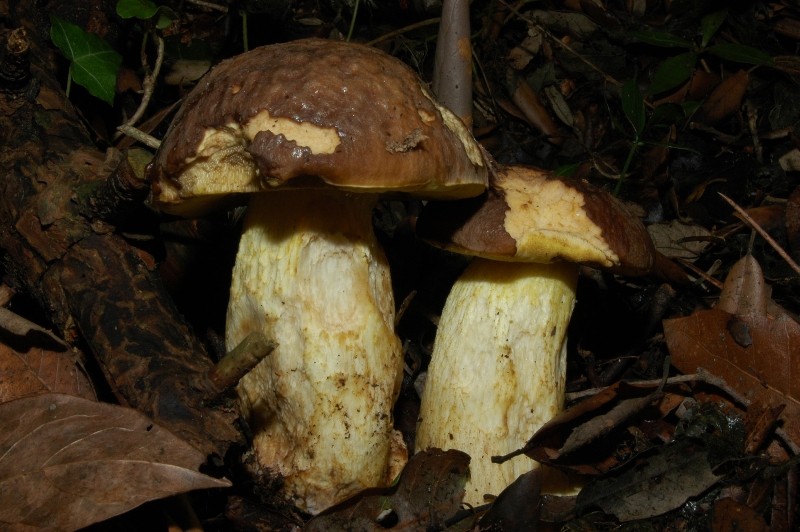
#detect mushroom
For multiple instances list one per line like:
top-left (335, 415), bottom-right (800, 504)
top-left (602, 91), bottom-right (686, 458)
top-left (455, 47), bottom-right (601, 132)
top-left (414, 164), bottom-right (654, 506)
top-left (147, 38), bottom-right (487, 513)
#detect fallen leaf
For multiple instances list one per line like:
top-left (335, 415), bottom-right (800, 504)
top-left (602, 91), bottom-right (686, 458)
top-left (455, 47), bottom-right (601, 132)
top-left (648, 221), bottom-right (712, 260)
top-left (575, 438), bottom-right (722, 521)
top-left (778, 148), bottom-right (800, 173)
top-left (306, 449), bottom-right (469, 531)
top-left (654, 69), bottom-right (719, 105)
top-left (510, 77), bottom-right (562, 142)
top-left (711, 497), bottom-right (769, 532)
top-left (700, 70), bottom-right (749, 124)
top-left (517, 382), bottom-right (665, 469)
top-left (478, 469), bottom-right (541, 531)
top-left (0, 343), bottom-right (95, 402)
top-left (664, 255), bottom-right (800, 444)
top-left (0, 393), bottom-right (230, 531)
top-left (0, 307), bottom-right (68, 350)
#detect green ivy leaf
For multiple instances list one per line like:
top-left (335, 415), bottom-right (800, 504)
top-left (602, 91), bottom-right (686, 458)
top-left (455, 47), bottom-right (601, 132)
top-left (49, 15), bottom-right (122, 105)
top-left (707, 43), bottom-right (774, 66)
top-left (116, 0), bottom-right (159, 19)
top-left (648, 52), bottom-right (697, 96)
top-left (621, 79), bottom-right (646, 136)
top-left (630, 30), bottom-right (693, 49)
top-left (700, 9), bottom-right (727, 48)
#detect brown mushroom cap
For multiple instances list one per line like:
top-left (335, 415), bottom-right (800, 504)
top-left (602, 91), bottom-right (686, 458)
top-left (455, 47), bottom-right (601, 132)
top-left (416, 165), bottom-right (655, 275)
top-left (148, 38), bottom-right (487, 215)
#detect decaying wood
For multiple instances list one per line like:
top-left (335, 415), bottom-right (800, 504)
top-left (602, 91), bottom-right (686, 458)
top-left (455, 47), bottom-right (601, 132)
top-left (0, 2), bottom-right (240, 458)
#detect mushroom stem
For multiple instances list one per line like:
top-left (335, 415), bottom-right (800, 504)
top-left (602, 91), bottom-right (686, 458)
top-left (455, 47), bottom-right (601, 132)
top-left (415, 259), bottom-right (577, 506)
top-left (226, 189), bottom-right (407, 513)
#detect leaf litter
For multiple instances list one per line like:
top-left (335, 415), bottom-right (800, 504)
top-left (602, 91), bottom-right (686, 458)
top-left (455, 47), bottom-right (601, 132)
top-left (0, 394), bottom-right (230, 531)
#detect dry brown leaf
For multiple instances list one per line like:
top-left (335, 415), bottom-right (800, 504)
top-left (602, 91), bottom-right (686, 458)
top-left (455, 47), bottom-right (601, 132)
top-left (711, 497), bottom-right (769, 532)
top-left (575, 439), bottom-right (722, 521)
top-left (495, 382), bottom-right (680, 476)
top-left (0, 307), bottom-right (67, 349)
top-left (478, 469), bottom-right (541, 530)
top-left (648, 221), bottom-right (712, 260)
top-left (654, 69), bottom-right (719, 106)
top-left (0, 343), bottom-right (95, 402)
top-left (510, 77), bottom-right (562, 142)
top-left (664, 255), bottom-right (800, 444)
top-left (0, 393), bottom-right (230, 531)
top-left (700, 70), bottom-right (749, 124)
top-left (306, 449), bottom-right (469, 531)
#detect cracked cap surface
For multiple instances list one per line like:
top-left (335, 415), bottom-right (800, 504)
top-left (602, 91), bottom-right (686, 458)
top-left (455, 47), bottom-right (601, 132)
top-left (148, 38), bottom-right (488, 216)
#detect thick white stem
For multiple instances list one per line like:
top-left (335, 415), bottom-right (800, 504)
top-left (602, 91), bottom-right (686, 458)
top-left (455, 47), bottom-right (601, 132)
top-left (415, 259), bottom-right (576, 506)
top-left (227, 190), bottom-right (406, 513)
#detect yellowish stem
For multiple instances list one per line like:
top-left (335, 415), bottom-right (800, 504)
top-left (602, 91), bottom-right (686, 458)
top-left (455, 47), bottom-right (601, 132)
top-left (416, 259), bottom-right (576, 506)
top-left (228, 190), bottom-right (407, 513)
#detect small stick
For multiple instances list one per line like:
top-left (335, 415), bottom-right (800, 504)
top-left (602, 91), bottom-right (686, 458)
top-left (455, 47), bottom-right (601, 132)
top-left (186, 0), bottom-right (228, 12)
top-left (117, 124), bottom-right (162, 149)
top-left (205, 332), bottom-right (276, 396)
top-left (117, 33), bottom-right (165, 135)
top-left (718, 192), bottom-right (800, 276)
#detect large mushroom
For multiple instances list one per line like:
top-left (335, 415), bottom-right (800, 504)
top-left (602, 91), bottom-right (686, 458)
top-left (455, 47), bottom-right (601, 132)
top-left (147, 38), bottom-right (487, 513)
top-left (414, 164), bottom-right (654, 506)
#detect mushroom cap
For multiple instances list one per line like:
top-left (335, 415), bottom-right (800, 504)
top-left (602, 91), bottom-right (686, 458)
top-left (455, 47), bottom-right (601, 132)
top-left (148, 38), bottom-right (488, 216)
top-left (416, 165), bottom-right (655, 275)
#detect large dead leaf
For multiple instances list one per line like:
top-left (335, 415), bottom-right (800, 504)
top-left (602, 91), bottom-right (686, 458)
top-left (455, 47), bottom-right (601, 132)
top-left (305, 449), bottom-right (469, 531)
top-left (0, 393), bottom-right (230, 531)
top-left (495, 381), bottom-right (679, 476)
top-left (477, 469), bottom-right (541, 530)
top-left (664, 255), bottom-right (800, 444)
top-left (575, 438), bottom-right (722, 521)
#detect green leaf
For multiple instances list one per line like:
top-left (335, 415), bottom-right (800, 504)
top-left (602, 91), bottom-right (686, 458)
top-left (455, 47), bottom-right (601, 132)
top-left (648, 52), bottom-right (697, 96)
top-left (630, 30), bottom-right (693, 49)
top-left (621, 79), bottom-right (646, 135)
top-left (155, 8), bottom-right (177, 29)
top-left (707, 43), bottom-right (774, 66)
top-left (700, 9), bottom-right (727, 48)
top-left (50, 15), bottom-right (122, 105)
top-left (116, 0), bottom-right (159, 20)
top-left (554, 162), bottom-right (581, 177)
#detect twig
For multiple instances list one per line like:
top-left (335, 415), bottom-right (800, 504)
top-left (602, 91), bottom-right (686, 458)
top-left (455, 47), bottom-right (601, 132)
top-left (566, 367), bottom-right (800, 455)
top-left (205, 332), bottom-right (276, 397)
top-left (500, 0), bottom-right (622, 89)
top-left (117, 33), bottom-right (165, 135)
top-left (186, 0), bottom-right (228, 12)
top-left (116, 124), bottom-right (162, 149)
top-left (718, 192), bottom-right (800, 276)
top-left (365, 18), bottom-right (440, 47)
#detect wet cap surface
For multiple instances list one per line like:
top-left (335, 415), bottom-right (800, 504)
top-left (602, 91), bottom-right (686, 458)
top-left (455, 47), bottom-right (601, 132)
top-left (416, 165), bottom-right (655, 275)
top-left (148, 38), bottom-right (487, 214)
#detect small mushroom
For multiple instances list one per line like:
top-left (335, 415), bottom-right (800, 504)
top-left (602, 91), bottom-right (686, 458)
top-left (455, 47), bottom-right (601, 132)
top-left (414, 164), bottom-right (654, 506)
top-left (148, 38), bottom-right (487, 513)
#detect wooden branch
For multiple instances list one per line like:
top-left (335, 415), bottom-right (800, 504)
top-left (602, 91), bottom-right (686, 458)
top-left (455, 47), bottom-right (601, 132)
top-left (0, 2), bottom-right (240, 459)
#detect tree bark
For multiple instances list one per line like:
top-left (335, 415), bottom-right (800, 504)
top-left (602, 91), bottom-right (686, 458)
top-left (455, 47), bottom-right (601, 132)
top-left (0, 0), bottom-right (240, 459)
